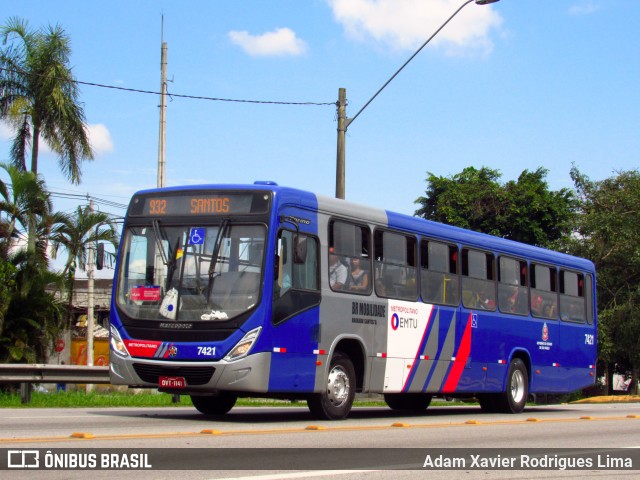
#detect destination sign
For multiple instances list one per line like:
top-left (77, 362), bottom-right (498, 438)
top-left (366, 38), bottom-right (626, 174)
top-left (128, 192), bottom-right (270, 217)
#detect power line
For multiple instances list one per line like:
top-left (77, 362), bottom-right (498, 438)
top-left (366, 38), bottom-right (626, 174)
top-left (48, 191), bottom-right (128, 210)
top-left (0, 66), bottom-right (336, 107)
top-left (2, 184), bottom-right (129, 210)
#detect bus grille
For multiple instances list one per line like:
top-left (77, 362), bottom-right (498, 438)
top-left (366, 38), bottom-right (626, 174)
top-left (132, 363), bottom-right (215, 386)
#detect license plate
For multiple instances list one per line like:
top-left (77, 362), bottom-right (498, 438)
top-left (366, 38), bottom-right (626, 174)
top-left (159, 376), bottom-right (186, 388)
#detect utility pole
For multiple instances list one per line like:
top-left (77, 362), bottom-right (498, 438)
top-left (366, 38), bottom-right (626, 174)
top-left (335, 88), bottom-right (347, 200)
top-left (157, 19), bottom-right (168, 188)
top-left (86, 199), bottom-right (95, 393)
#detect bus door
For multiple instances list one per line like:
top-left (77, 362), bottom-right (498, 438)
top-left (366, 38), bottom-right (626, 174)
top-left (269, 216), bottom-right (321, 392)
top-left (456, 249), bottom-right (497, 393)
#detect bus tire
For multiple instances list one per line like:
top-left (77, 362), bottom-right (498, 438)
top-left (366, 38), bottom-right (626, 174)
top-left (307, 352), bottom-right (356, 420)
top-left (497, 358), bottom-right (528, 413)
top-left (384, 393), bottom-right (432, 412)
top-left (190, 393), bottom-right (237, 415)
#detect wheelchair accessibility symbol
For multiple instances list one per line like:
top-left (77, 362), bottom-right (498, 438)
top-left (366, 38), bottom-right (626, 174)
top-left (189, 227), bottom-right (205, 245)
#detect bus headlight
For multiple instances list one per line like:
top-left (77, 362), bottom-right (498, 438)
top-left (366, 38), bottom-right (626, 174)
top-left (110, 325), bottom-right (130, 358)
top-left (224, 327), bottom-right (261, 362)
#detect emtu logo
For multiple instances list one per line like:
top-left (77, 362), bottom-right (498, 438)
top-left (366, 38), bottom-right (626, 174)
top-left (390, 313), bottom-right (400, 331)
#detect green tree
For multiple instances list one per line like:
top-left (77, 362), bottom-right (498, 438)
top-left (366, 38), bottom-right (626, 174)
top-left (0, 259), bottom-right (16, 342)
top-left (0, 249), bottom-right (65, 363)
top-left (50, 205), bottom-right (118, 279)
top-left (0, 165), bottom-right (69, 363)
top-left (0, 17), bottom-right (93, 181)
top-left (0, 162), bottom-right (51, 261)
top-left (567, 167), bottom-right (640, 394)
top-left (49, 205), bottom-right (118, 326)
top-left (414, 166), bottom-right (576, 248)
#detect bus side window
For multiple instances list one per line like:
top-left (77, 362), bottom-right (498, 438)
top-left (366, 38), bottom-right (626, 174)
top-left (530, 264), bottom-right (558, 319)
top-left (498, 256), bottom-right (529, 315)
top-left (275, 230), bottom-right (319, 298)
top-left (329, 220), bottom-right (372, 294)
top-left (374, 230), bottom-right (418, 301)
top-left (293, 235), bottom-right (319, 290)
top-left (461, 248), bottom-right (496, 310)
top-left (420, 240), bottom-right (459, 306)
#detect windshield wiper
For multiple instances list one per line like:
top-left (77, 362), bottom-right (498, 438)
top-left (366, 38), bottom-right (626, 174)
top-left (151, 219), bottom-right (169, 265)
top-left (165, 236), bottom-right (183, 290)
top-left (206, 219), bottom-right (230, 301)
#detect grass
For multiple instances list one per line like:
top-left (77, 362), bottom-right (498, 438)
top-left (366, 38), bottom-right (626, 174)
top-left (0, 390), bottom-right (193, 408)
top-left (0, 389), bottom-right (467, 409)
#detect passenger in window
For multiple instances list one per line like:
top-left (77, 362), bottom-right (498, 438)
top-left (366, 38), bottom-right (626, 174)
top-left (329, 247), bottom-right (347, 290)
top-left (348, 257), bottom-right (369, 292)
top-left (501, 285), bottom-right (519, 313)
top-left (475, 284), bottom-right (495, 310)
top-left (531, 294), bottom-right (544, 316)
top-left (542, 303), bottom-right (556, 318)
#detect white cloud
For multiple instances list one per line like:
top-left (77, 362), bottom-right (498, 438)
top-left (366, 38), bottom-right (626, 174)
top-left (569, 2), bottom-right (600, 16)
top-left (327, 0), bottom-right (503, 55)
top-left (86, 123), bottom-right (114, 155)
top-left (228, 27), bottom-right (308, 57)
top-left (0, 121), bottom-right (13, 140)
top-left (0, 121), bottom-right (52, 154)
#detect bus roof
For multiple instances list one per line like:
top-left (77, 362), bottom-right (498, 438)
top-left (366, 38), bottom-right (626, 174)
top-left (131, 182), bottom-right (595, 273)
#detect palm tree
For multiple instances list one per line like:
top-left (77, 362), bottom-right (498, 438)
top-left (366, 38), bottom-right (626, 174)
top-left (0, 162), bottom-right (51, 262)
top-left (0, 17), bottom-right (93, 182)
top-left (49, 205), bottom-right (118, 326)
top-left (0, 248), bottom-right (65, 363)
top-left (0, 164), bottom-right (63, 360)
top-left (50, 205), bottom-right (118, 278)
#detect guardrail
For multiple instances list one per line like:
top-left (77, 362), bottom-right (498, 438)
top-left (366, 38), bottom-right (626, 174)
top-left (0, 364), bottom-right (110, 404)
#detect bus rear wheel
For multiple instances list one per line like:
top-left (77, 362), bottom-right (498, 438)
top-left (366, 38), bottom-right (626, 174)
top-left (191, 393), bottom-right (237, 415)
top-left (308, 352), bottom-right (356, 420)
top-left (384, 393), bottom-right (432, 412)
top-left (496, 358), bottom-right (528, 413)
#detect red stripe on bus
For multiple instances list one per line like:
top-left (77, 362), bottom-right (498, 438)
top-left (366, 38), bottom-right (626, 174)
top-left (441, 312), bottom-right (473, 393)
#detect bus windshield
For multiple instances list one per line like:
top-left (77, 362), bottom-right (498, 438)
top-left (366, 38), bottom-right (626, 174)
top-left (116, 221), bottom-right (265, 323)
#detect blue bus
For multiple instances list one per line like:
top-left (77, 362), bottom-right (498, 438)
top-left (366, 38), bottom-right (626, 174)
top-left (109, 182), bottom-right (597, 419)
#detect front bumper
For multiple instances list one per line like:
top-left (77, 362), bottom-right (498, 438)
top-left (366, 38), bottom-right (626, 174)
top-left (109, 351), bottom-right (273, 394)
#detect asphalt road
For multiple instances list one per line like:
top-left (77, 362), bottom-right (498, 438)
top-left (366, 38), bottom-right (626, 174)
top-left (1, 402), bottom-right (639, 480)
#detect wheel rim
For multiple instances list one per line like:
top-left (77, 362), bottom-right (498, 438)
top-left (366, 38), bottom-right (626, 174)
top-left (510, 369), bottom-right (526, 404)
top-left (326, 365), bottom-right (350, 407)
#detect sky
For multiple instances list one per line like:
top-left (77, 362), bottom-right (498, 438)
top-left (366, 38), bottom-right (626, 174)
top-left (1, 0), bottom-right (639, 276)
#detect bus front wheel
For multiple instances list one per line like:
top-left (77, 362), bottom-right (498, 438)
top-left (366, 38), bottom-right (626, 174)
top-left (191, 393), bottom-right (237, 415)
top-left (308, 352), bottom-right (356, 420)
